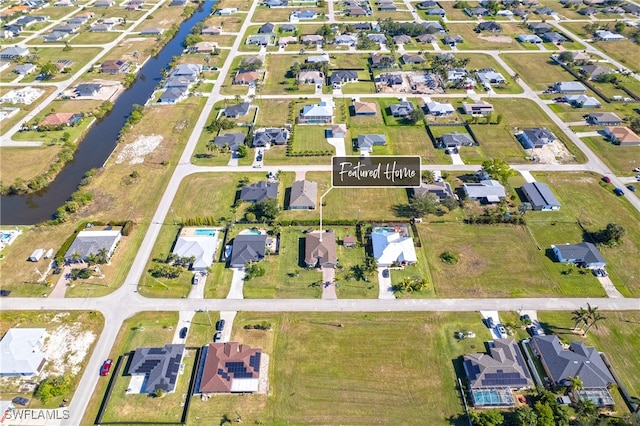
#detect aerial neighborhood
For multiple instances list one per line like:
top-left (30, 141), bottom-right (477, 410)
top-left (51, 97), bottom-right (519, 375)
top-left (0, 0), bottom-right (640, 423)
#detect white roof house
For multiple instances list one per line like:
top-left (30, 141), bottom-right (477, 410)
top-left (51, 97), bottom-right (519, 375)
top-left (0, 328), bottom-right (47, 377)
top-left (172, 227), bottom-right (220, 271)
top-left (371, 230), bottom-right (417, 267)
top-left (426, 100), bottom-right (455, 116)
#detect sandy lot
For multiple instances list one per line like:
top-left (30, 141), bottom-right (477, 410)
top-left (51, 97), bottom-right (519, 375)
top-left (115, 134), bottom-right (163, 165)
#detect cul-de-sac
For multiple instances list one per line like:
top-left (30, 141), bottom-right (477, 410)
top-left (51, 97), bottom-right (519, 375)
top-left (0, 0), bottom-right (639, 423)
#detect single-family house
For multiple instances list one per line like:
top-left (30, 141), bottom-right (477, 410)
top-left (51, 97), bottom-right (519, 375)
top-left (622, 4), bottom-right (640, 15)
top-left (201, 26), bottom-right (222, 35)
top-left (542, 32), bottom-right (569, 44)
top-left (594, 30), bottom-right (625, 41)
top-left (535, 6), bottom-right (556, 15)
top-left (425, 100), bottom-right (455, 116)
top-left (234, 70), bottom-right (261, 85)
top-left (0, 328), bottom-right (46, 377)
top-left (463, 179), bottom-right (506, 203)
top-left (258, 22), bottom-right (275, 34)
top-left (170, 0), bottom-right (187, 6)
top-left (267, 0), bottom-right (288, 6)
top-left (354, 101), bottom-right (377, 116)
top-left (172, 227), bottom-right (220, 271)
top-left (213, 133), bottom-right (245, 151)
top-left (348, 6), bottom-right (369, 16)
top-left (401, 53), bottom-right (425, 65)
top-left (465, 7), bottom-right (489, 16)
top-left (521, 182), bottom-right (561, 211)
top-left (519, 127), bottom-right (557, 149)
top-left (246, 34), bottom-right (273, 46)
top-left (64, 229), bottom-right (122, 262)
top-left (128, 344), bottom-right (185, 394)
top-left (216, 7), bottom-right (238, 15)
top-left (517, 34), bottom-right (543, 44)
top-left (95, 0), bottom-right (115, 6)
top-left (0, 46), bottom-right (28, 60)
top-left (12, 63), bottom-right (36, 75)
top-left (440, 132), bottom-right (474, 148)
top-left (298, 70), bottom-right (324, 85)
top-left (197, 342), bottom-right (265, 394)
top-left (464, 339), bottom-right (534, 404)
top-left (565, 95), bottom-right (601, 108)
top-left (463, 101), bottom-right (493, 115)
top-left (422, 21), bottom-right (445, 33)
top-left (552, 242), bottom-right (606, 268)
top-left (427, 7), bottom-right (446, 16)
top-left (101, 59), bottom-right (129, 74)
top-left (367, 33), bottom-right (387, 44)
top-left (528, 22), bottom-right (551, 34)
top-left (393, 35), bottom-right (412, 45)
top-left (240, 181), bottom-right (278, 202)
top-left (579, 64), bottom-right (610, 80)
top-left (91, 23), bottom-right (113, 32)
top-left (304, 230), bottom-right (337, 268)
top-left (413, 181), bottom-right (454, 201)
top-left (416, 34), bottom-right (438, 44)
top-left (389, 101), bottom-right (414, 117)
top-left (0, 29), bottom-right (17, 39)
top-left (329, 70), bottom-right (358, 88)
top-left (443, 35), bottom-right (464, 46)
top-left (376, 73), bottom-right (403, 87)
top-left (357, 134), bottom-right (386, 152)
top-left (37, 112), bottom-right (82, 128)
top-left (289, 179), bottom-right (317, 209)
top-left (496, 9), bottom-right (513, 16)
top-left (291, 10), bottom-right (317, 20)
top-left (281, 24), bottom-right (297, 32)
top-left (300, 34), bottom-right (323, 45)
top-left (75, 83), bottom-right (102, 97)
top-left (553, 81), bottom-right (586, 94)
top-left (370, 53), bottom-right (396, 69)
top-left (371, 228), bottom-right (417, 267)
top-left (477, 69), bottom-right (506, 84)
top-left (43, 31), bottom-right (68, 42)
top-left (579, 6), bottom-right (598, 15)
top-left (476, 22), bottom-right (501, 32)
top-left (330, 124), bottom-right (347, 138)
top-left (299, 100), bottom-right (334, 124)
top-left (604, 126), bottom-right (640, 146)
top-left (140, 27), bottom-right (164, 36)
top-left (223, 102), bottom-right (251, 118)
top-left (335, 34), bottom-right (357, 46)
top-left (531, 335), bottom-right (614, 406)
top-left (586, 112), bottom-right (622, 126)
top-left (229, 233), bottom-right (267, 267)
top-left (306, 53), bottom-right (329, 63)
top-left (278, 36), bottom-right (297, 46)
top-left (191, 41), bottom-right (218, 53)
top-left (253, 128), bottom-right (289, 147)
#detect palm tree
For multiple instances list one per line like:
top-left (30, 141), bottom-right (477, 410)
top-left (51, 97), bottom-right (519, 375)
top-left (571, 307), bottom-right (588, 331)
top-left (567, 375), bottom-right (583, 394)
top-left (584, 309), bottom-right (606, 334)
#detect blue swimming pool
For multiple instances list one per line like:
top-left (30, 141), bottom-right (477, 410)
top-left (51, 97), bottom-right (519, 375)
top-left (194, 229), bottom-right (215, 237)
top-left (243, 230), bottom-right (263, 235)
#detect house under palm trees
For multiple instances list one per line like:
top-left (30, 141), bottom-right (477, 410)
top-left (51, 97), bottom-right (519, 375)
top-left (64, 229), bottom-right (122, 263)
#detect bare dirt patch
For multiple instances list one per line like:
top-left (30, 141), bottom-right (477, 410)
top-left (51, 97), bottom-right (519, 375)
top-left (43, 321), bottom-right (96, 377)
top-left (527, 140), bottom-right (574, 164)
top-left (477, 35), bottom-right (513, 44)
top-left (115, 134), bottom-right (163, 165)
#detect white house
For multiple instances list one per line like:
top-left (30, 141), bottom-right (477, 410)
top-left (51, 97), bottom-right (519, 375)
top-left (0, 328), bottom-right (47, 377)
top-left (371, 229), bottom-right (417, 267)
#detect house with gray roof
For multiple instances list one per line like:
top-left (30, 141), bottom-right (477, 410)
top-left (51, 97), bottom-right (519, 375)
top-left (357, 134), bottom-right (386, 152)
top-left (543, 32), bottom-right (569, 44)
top-left (477, 69), bottom-right (506, 85)
top-left (230, 234), bottom-right (268, 267)
top-left (426, 100), bottom-right (455, 116)
top-left (586, 112), bottom-right (622, 126)
top-left (44, 31), bottom-right (68, 42)
top-left (289, 179), bottom-right (317, 209)
top-left (252, 128), bottom-right (289, 147)
top-left (305, 230), bottom-right (336, 268)
top-left (401, 53), bottom-right (425, 65)
top-left (519, 128), bottom-right (557, 149)
top-left (413, 181), bottom-right (454, 201)
top-left (159, 87), bottom-right (187, 104)
top-left (13, 63), bottom-right (36, 75)
top-left (0, 328), bottom-right (47, 377)
top-left (389, 101), bottom-right (414, 117)
top-left (0, 46), bottom-right (29, 60)
top-left (552, 242), bottom-right (605, 268)
top-left (531, 335), bottom-right (614, 406)
top-left (367, 33), bottom-right (387, 44)
top-left (517, 34), bottom-right (543, 44)
top-left (440, 132), bottom-right (474, 148)
top-left (128, 344), bottom-right (185, 394)
top-left (579, 64), bottom-right (610, 80)
top-left (463, 179), bottom-right (506, 204)
top-left (565, 95), bottom-right (601, 109)
top-left (463, 338), bottom-right (534, 399)
top-left (64, 229), bottom-right (122, 262)
top-left (213, 133), bottom-right (244, 151)
top-left (240, 181), bottom-right (278, 203)
top-left (223, 102), bottom-right (251, 118)
top-left (522, 182), bottom-right (560, 211)
top-left (329, 70), bottom-right (358, 88)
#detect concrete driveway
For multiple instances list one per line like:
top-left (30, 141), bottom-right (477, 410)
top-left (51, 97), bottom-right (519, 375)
top-left (377, 267), bottom-right (395, 299)
top-left (219, 311), bottom-right (237, 342)
top-left (227, 267), bottom-right (245, 299)
top-left (597, 276), bottom-right (624, 298)
top-left (321, 267), bottom-right (337, 299)
top-left (480, 310), bottom-right (501, 339)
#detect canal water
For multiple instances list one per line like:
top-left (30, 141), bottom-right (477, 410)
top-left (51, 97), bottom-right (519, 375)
top-left (0, 0), bottom-right (215, 225)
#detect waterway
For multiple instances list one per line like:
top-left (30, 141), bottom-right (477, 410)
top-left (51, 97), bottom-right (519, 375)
top-left (0, 0), bottom-right (215, 225)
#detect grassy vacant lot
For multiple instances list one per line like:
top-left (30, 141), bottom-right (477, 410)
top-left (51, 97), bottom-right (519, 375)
top-left (188, 311), bottom-right (490, 425)
top-left (251, 6), bottom-right (327, 22)
top-left (537, 310), bottom-right (640, 400)
top-left (104, 35), bottom-right (160, 65)
top-left (0, 311), bottom-right (104, 409)
top-left (19, 47), bottom-right (103, 83)
top-left (291, 125), bottom-right (334, 152)
top-left (263, 54), bottom-right (316, 95)
top-left (458, 53), bottom-right (523, 94)
top-left (202, 15), bottom-right (245, 32)
top-left (82, 311), bottom-right (180, 425)
top-left (70, 31), bottom-right (120, 45)
top-left (0, 145), bottom-right (63, 184)
top-left (419, 222), bottom-right (606, 298)
top-left (445, 23), bottom-right (530, 51)
top-left (532, 172), bottom-right (640, 296)
top-left (254, 98), bottom-right (292, 127)
top-left (581, 135), bottom-right (640, 176)
top-left (13, 118), bottom-right (95, 146)
top-left (501, 53), bottom-right (575, 91)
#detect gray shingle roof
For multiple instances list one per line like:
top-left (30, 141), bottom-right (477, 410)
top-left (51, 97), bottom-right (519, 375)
top-left (213, 133), bottom-right (244, 151)
top-left (522, 182), bottom-right (560, 209)
top-left (223, 102), bottom-right (250, 117)
top-left (230, 234), bottom-right (267, 267)
top-left (240, 181), bottom-right (278, 202)
top-left (554, 242), bottom-right (605, 266)
top-left (464, 338), bottom-right (534, 389)
top-left (289, 180), bottom-right (317, 209)
top-left (128, 344), bottom-right (185, 393)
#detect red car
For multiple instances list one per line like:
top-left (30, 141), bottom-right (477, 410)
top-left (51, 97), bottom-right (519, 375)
top-left (100, 359), bottom-right (113, 376)
top-left (602, 176), bottom-right (611, 183)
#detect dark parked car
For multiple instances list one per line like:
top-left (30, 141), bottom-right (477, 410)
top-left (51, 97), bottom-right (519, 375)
top-left (520, 314), bottom-right (531, 322)
top-left (382, 269), bottom-right (390, 278)
top-left (100, 359), bottom-right (113, 376)
top-left (602, 176), bottom-right (611, 183)
top-left (179, 327), bottom-right (188, 338)
top-left (213, 331), bottom-right (222, 342)
top-left (613, 187), bottom-right (624, 196)
top-left (627, 184), bottom-right (636, 192)
top-left (216, 319), bottom-right (225, 331)
top-left (486, 317), bottom-right (495, 328)
top-left (12, 397), bottom-right (29, 406)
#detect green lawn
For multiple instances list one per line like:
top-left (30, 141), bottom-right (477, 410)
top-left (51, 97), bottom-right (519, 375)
top-left (581, 135), bottom-right (640, 176)
top-left (419, 222), bottom-right (606, 298)
top-left (291, 125), bottom-right (334, 153)
top-left (70, 31), bottom-right (120, 45)
top-left (501, 53), bottom-right (575, 91)
top-left (19, 47), bottom-right (103, 83)
top-left (188, 311), bottom-right (491, 425)
top-left (254, 98), bottom-right (292, 127)
top-left (445, 23), bottom-right (534, 51)
top-left (262, 54), bottom-right (316, 95)
top-left (457, 53), bottom-right (523, 94)
top-left (531, 172), bottom-right (640, 296)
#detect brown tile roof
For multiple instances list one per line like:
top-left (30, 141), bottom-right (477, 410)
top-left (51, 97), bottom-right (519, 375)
top-left (199, 342), bottom-right (262, 393)
top-left (304, 230), bottom-right (337, 267)
top-left (38, 113), bottom-right (75, 127)
top-left (343, 236), bottom-right (356, 244)
top-left (607, 126), bottom-right (640, 145)
top-left (354, 101), bottom-right (376, 114)
top-left (234, 70), bottom-right (260, 83)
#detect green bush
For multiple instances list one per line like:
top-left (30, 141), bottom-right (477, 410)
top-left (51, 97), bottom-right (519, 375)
top-left (35, 375), bottom-right (71, 403)
top-left (439, 251), bottom-right (459, 265)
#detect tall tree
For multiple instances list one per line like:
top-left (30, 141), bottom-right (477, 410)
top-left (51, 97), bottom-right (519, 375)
top-left (571, 307), bottom-right (588, 330)
top-left (567, 375), bottom-right (584, 393)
